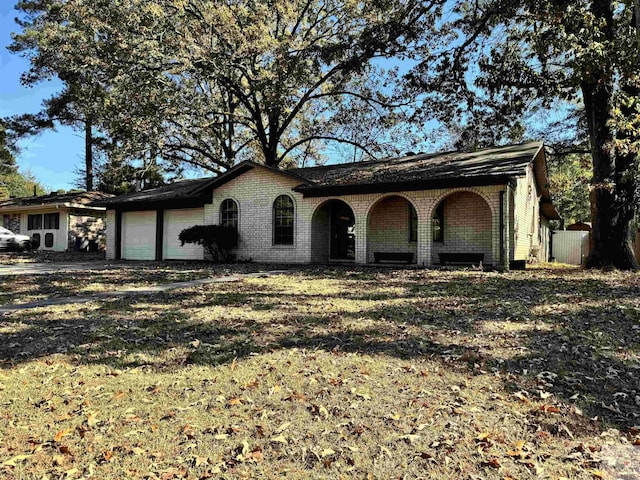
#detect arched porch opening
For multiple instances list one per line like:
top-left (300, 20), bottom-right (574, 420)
top-left (366, 195), bottom-right (418, 264)
top-left (430, 190), bottom-right (493, 266)
top-left (310, 199), bottom-right (355, 263)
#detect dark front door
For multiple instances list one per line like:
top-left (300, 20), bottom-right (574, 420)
top-left (330, 203), bottom-right (355, 260)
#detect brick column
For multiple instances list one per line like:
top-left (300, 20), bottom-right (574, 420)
top-left (497, 188), bottom-right (511, 270)
top-left (105, 210), bottom-right (116, 259)
top-left (354, 212), bottom-right (367, 264)
top-left (416, 200), bottom-right (433, 266)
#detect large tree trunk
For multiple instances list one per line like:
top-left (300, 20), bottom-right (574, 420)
top-left (85, 118), bottom-right (94, 191)
top-left (583, 0), bottom-right (638, 270)
top-left (264, 110), bottom-right (281, 167)
top-left (582, 79), bottom-right (638, 270)
top-left (587, 187), bottom-right (638, 269)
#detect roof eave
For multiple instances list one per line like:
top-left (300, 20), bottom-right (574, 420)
top-left (1, 202), bottom-right (107, 211)
top-left (65, 203), bottom-right (106, 211)
top-left (100, 194), bottom-right (212, 211)
top-left (531, 144), bottom-right (552, 201)
top-left (294, 175), bottom-right (513, 197)
top-left (530, 145), bottom-right (561, 221)
top-left (0, 203), bottom-right (67, 212)
top-left (541, 201), bottom-right (561, 221)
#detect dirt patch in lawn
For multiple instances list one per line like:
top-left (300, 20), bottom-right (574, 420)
top-left (0, 267), bottom-right (639, 479)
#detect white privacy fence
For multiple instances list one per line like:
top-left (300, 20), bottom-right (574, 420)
top-left (551, 230), bottom-right (590, 265)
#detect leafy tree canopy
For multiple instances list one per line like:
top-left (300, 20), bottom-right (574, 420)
top-left (10, 0), bottom-right (444, 175)
top-left (408, 0), bottom-right (640, 269)
top-left (1, 169), bottom-right (46, 199)
top-left (547, 151), bottom-right (592, 229)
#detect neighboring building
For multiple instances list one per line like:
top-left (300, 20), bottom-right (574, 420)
top-left (96, 142), bottom-right (559, 269)
top-left (0, 191), bottom-right (112, 251)
top-left (566, 221), bottom-right (591, 231)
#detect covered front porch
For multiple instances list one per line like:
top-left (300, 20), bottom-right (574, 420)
top-left (308, 188), bottom-right (507, 269)
top-left (429, 190), bottom-right (494, 267)
top-left (310, 199), bottom-right (356, 263)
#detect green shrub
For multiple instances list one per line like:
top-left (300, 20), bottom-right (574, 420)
top-left (178, 224), bottom-right (239, 261)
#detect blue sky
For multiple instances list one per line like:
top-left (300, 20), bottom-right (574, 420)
top-left (0, 1), bottom-right (83, 192)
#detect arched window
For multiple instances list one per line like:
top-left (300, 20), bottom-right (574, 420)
top-left (273, 195), bottom-right (294, 245)
top-left (220, 199), bottom-right (238, 228)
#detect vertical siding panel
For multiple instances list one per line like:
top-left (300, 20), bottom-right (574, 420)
top-left (551, 231), bottom-right (590, 265)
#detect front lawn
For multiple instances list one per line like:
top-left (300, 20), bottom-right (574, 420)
top-left (1, 266), bottom-right (639, 479)
top-left (0, 262), bottom-right (276, 307)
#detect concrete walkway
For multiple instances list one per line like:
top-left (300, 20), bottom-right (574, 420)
top-left (0, 270), bottom-right (288, 313)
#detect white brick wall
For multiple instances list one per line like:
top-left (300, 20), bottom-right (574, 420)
top-left (108, 164), bottom-right (549, 269)
top-left (208, 167), bottom-right (507, 267)
top-left (211, 168), bottom-right (313, 263)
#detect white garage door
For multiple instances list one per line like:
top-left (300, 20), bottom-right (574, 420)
top-left (163, 208), bottom-right (204, 260)
top-left (122, 211), bottom-right (156, 260)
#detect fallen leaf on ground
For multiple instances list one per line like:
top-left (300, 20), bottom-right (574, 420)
top-left (54, 428), bottom-right (74, 442)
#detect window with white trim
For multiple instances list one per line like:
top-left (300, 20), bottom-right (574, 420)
top-left (220, 199), bottom-right (238, 228)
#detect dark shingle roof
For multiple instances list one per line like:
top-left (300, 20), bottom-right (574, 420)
top-left (93, 177), bottom-right (214, 207)
top-left (289, 141), bottom-right (544, 192)
top-left (0, 191), bottom-right (113, 209)
top-left (95, 141), bottom-right (558, 219)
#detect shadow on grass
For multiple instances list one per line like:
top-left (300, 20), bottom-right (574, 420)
top-left (0, 267), bottom-right (639, 431)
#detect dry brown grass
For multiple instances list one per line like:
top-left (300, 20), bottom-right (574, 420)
top-left (1, 266), bottom-right (639, 479)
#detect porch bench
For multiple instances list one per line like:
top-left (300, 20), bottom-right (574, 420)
top-left (438, 252), bottom-right (484, 265)
top-left (374, 252), bottom-right (414, 264)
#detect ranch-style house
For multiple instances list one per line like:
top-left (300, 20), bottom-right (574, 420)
top-left (96, 141), bottom-right (559, 269)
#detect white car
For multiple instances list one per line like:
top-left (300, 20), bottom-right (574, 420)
top-left (0, 226), bottom-right (35, 251)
